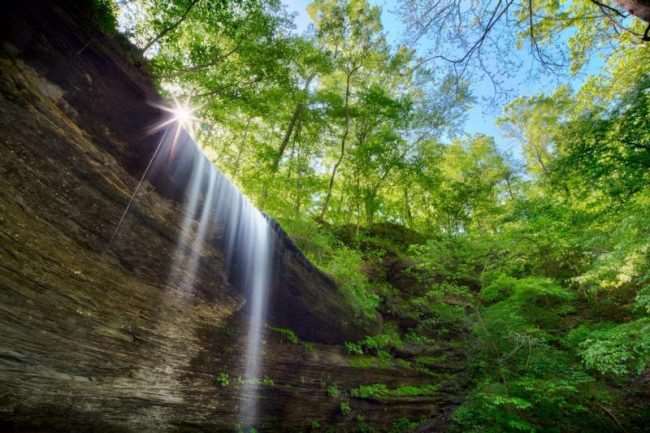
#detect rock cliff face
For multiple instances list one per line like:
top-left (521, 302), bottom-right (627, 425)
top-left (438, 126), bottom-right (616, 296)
top-left (0, 3), bottom-right (464, 432)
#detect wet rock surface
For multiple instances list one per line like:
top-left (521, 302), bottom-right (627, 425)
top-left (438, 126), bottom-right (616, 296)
top-left (0, 3), bottom-right (466, 432)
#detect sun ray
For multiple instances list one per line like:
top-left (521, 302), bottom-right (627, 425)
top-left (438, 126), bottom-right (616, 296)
top-left (147, 96), bottom-right (204, 136)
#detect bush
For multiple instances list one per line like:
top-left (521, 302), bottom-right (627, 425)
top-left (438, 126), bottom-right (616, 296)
top-left (453, 372), bottom-right (605, 433)
top-left (480, 274), bottom-right (517, 304)
top-left (635, 286), bottom-right (650, 314)
top-left (579, 318), bottom-right (650, 376)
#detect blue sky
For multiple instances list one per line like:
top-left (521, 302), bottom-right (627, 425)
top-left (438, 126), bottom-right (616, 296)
top-left (282, 0), bottom-right (605, 162)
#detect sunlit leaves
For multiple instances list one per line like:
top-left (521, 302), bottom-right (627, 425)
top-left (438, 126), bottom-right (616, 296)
top-left (579, 318), bottom-right (650, 376)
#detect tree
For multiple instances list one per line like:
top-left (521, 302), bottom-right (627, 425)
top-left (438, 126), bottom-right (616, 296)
top-left (399, 0), bottom-right (650, 96)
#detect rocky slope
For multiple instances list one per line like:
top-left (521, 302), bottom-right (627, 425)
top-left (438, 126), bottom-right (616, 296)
top-left (0, 2), bottom-right (466, 432)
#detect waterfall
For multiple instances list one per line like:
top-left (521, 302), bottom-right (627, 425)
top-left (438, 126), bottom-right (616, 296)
top-left (237, 199), bottom-right (273, 428)
top-left (112, 123), bottom-right (274, 431)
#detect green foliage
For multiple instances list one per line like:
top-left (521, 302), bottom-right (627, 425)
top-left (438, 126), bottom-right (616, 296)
top-left (344, 341), bottom-right (364, 356)
top-left (480, 274), bottom-right (517, 304)
top-left (453, 372), bottom-right (606, 433)
top-left (339, 400), bottom-right (352, 416)
top-left (453, 273), bottom-right (613, 433)
top-left (480, 277), bottom-right (574, 335)
top-left (271, 327), bottom-right (299, 344)
top-left (635, 287), bottom-right (650, 315)
top-left (215, 371), bottom-right (230, 387)
top-left (323, 245), bottom-right (380, 319)
top-left (350, 384), bottom-right (388, 399)
top-left (404, 283), bottom-right (472, 333)
top-left (347, 355), bottom-right (394, 369)
top-left (344, 324), bottom-right (403, 359)
top-left (579, 318), bottom-right (650, 376)
top-left (350, 383), bottom-right (438, 399)
top-left (326, 384), bottom-right (340, 398)
top-left (551, 79), bottom-right (650, 200)
top-left (359, 326), bottom-right (403, 354)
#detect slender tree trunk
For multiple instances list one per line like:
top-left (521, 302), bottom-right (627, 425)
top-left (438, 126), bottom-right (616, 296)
top-left (533, 144), bottom-right (548, 175)
top-left (271, 75), bottom-right (315, 172)
top-left (364, 190), bottom-right (376, 226)
top-left (354, 174), bottom-right (362, 237)
top-left (403, 186), bottom-right (413, 227)
top-left (273, 105), bottom-right (303, 171)
top-left (320, 71), bottom-right (352, 220)
top-left (504, 175), bottom-right (516, 201)
top-left (143, 0), bottom-right (201, 53)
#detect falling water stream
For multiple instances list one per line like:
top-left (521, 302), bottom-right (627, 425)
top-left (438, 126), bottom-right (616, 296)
top-left (109, 119), bottom-right (274, 431)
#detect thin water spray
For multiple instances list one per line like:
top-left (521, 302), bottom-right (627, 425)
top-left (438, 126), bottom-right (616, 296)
top-left (174, 145), bottom-right (274, 430)
top-left (237, 207), bottom-right (273, 428)
top-left (106, 110), bottom-right (274, 431)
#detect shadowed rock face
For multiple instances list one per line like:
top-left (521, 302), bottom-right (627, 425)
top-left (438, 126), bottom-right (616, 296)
top-left (0, 2), bottom-right (464, 432)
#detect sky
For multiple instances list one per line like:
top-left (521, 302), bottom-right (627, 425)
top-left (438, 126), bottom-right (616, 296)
top-left (281, 0), bottom-right (605, 163)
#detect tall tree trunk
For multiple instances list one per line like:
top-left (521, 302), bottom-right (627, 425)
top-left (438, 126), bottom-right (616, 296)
top-left (271, 75), bottom-right (315, 172)
top-left (320, 71), bottom-right (352, 220)
top-left (272, 104), bottom-right (303, 171)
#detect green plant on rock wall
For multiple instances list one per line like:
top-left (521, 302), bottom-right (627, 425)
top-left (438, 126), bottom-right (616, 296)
top-left (345, 341), bottom-right (364, 355)
top-left (351, 383), bottom-right (439, 399)
top-left (271, 326), bottom-right (300, 344)
top-left (327, 384), bottom-right (341, 398)
top-left (344, 324), bottom-right (403, 358)
top-left (339, 400), bottom-right (352, 416)
top-left (215, 371), bottom-right (230, 387)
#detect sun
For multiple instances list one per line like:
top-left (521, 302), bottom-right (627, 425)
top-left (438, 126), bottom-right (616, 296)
top-left (166, 97), bottom-right (199, 130)
top-left (171, 103), bottom-right (194, 126)
top-left (149, 96), bottom-right (202, 134)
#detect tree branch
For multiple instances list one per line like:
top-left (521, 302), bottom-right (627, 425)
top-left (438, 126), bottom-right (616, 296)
top-left (143, 0), bottom-right (201, 53)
